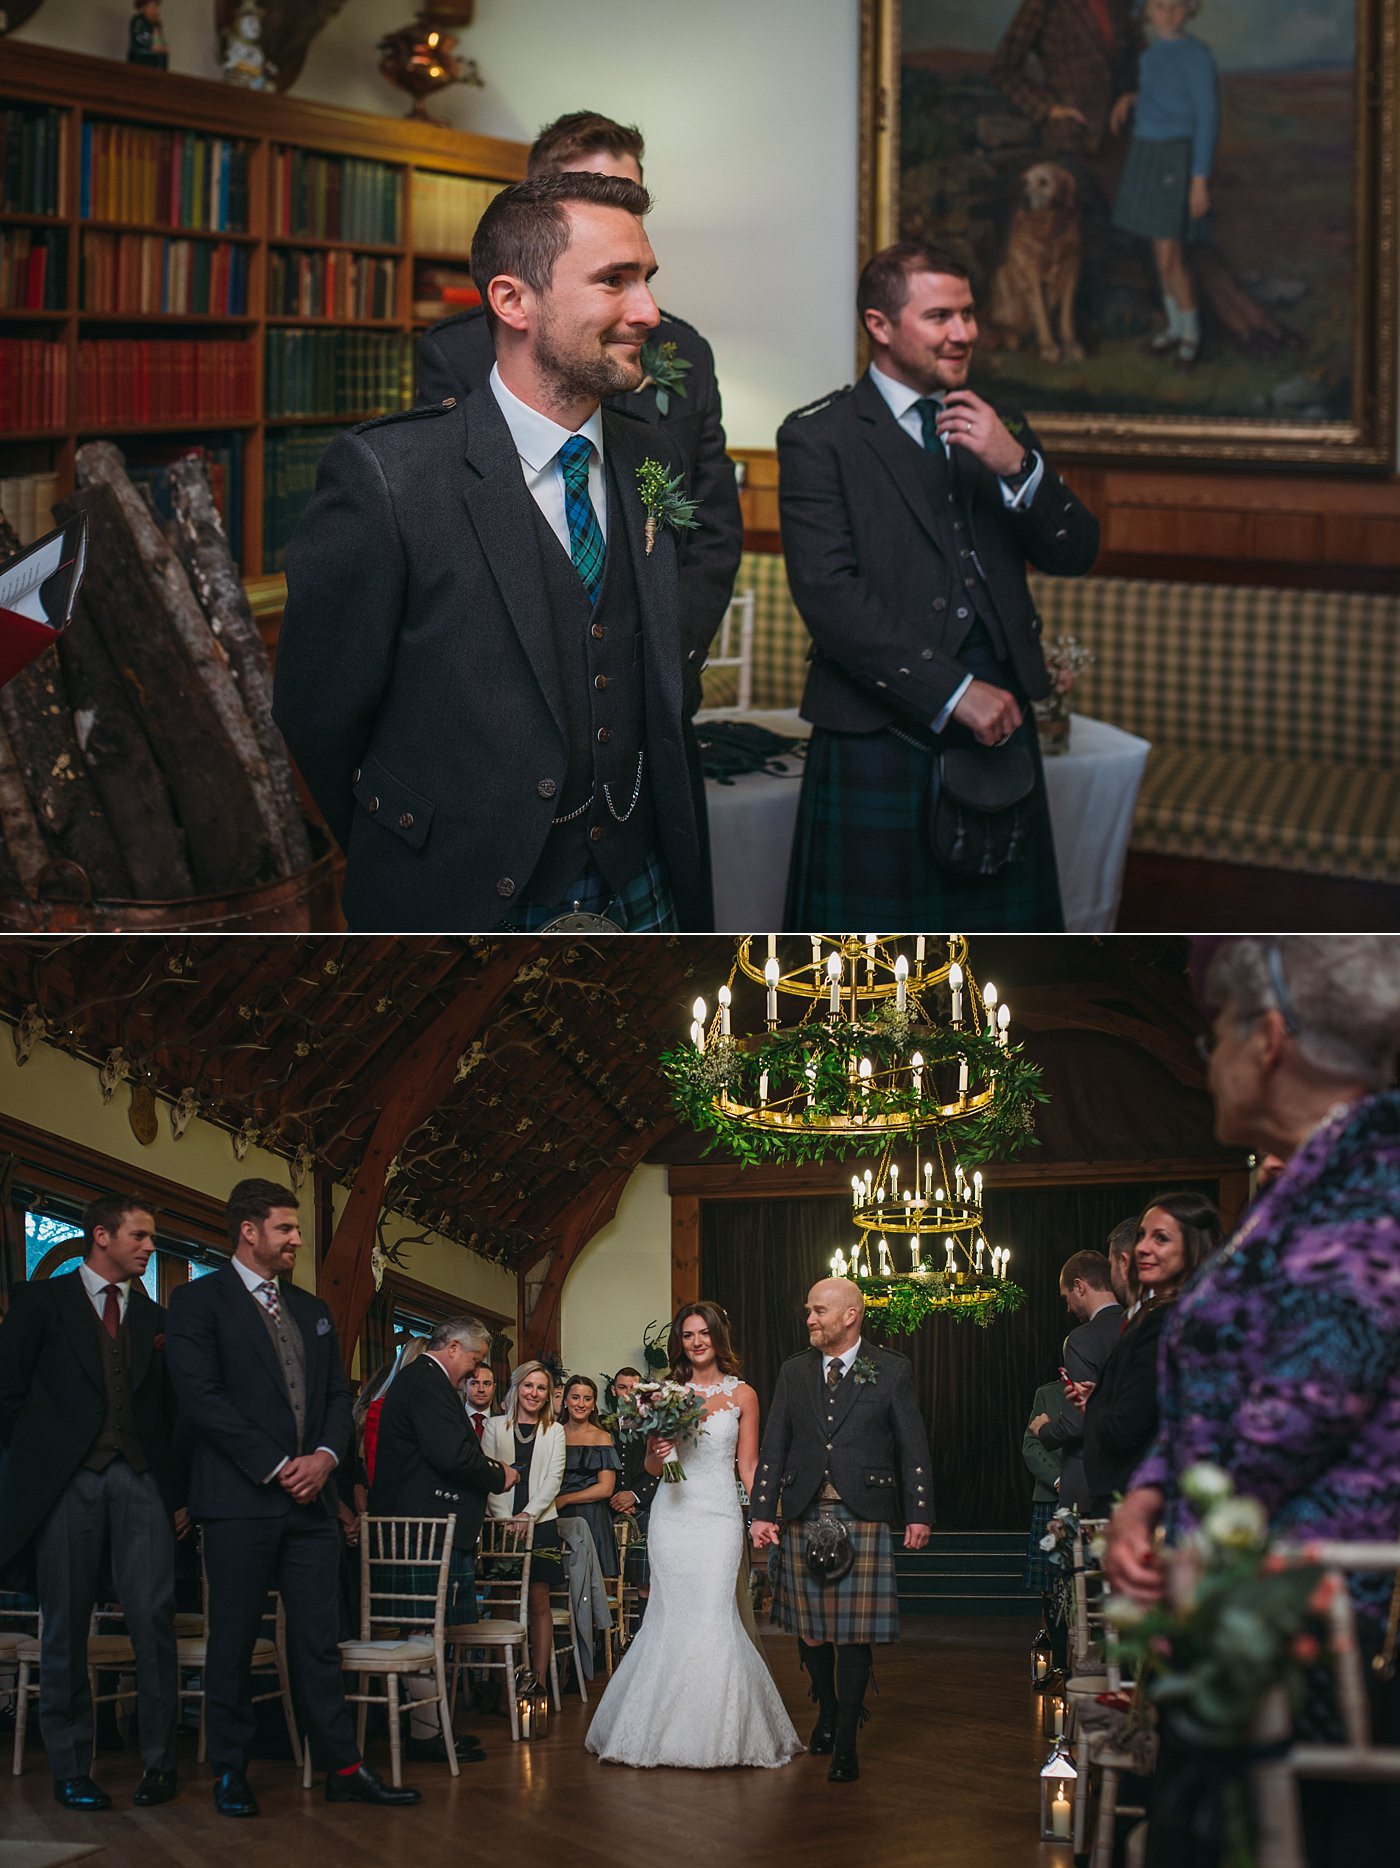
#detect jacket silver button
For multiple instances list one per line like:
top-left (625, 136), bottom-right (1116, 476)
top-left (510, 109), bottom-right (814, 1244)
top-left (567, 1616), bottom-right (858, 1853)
top-left (537, 778), bottom-right (557, 799)
top-left (399, 811), bottom-right (413, 830)
top-left (496, 878), bottom-right (516, 897)
top-left (367, 795), bottom-right (379, 813)
top-left (352, 767), bottom-right (361, 783)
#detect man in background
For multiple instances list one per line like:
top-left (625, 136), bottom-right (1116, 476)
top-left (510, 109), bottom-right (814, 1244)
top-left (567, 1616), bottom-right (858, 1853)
top-left (1031, 1248), bottom-right (1122, 1510)
top-left (0, 1195), bottom-right (184, 1812)
top-left (465, 1360), bottom-right (496, 1436)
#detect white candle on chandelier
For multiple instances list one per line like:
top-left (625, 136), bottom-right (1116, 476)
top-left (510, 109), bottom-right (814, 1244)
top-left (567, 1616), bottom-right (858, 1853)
top-left (894, 953), bottom-right (908, 1013)
top-left (974, 1237), bottom-right (985, 1274)
top-left (916, 935), bottom-right (926, 967)
top-left (865, 934), bottom-right (876, 984)
top-left (832, 1248), bottom-right (847, 1277)
top-left (983, 980), bottom-right (997, 1033)
top-left (827, 950), bottom-right (842, 1015)
top-left (911, 1051), bottom-right (924, 1102)
top-left (766, 934), bottom-right (777, 962)
top-left (948, 961), bottom-right (963, 1027)
top-left (718, 983), bottom-right (731, 1037)
top-left (764, 957), bottom-right (779, 1026)
top-left (1001, 1248), bottom-right (1010, 1280)
top-left (945, 1237), bottom-right (956, 1273)
top-left (811, 937), bottom-right (821, 973)
top-left (924, 1161), bottom-right (933, 1193)
top-left (974, 1169), bottom-right (983, 1200)
top-left (910, 1237), bottom-right (922, 1270)
top-left (878, 1238), bottom-right (892, 1276)
top-left (958, 1054), bottom-right (969, 1095)
top-left (690, 1019), bottom-right (704, 1055)
top-left (889, 1162), bottom-right (899, 1196)
top-left (997, 1000), bottom-right (1011, 1047)
top-left (858, 1056), bottom-right (873, 1098)
top-left (904, 1188), bottom-right (913, 1206)
top-left (758, 1069), bottom-right (769, 1107)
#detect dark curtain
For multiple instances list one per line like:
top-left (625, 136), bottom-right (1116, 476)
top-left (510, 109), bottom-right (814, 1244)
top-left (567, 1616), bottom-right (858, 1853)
top-left (702, 1179), bottom-right (1220, 1530)
top-left (359, 1284), bottom-right (396, 1391)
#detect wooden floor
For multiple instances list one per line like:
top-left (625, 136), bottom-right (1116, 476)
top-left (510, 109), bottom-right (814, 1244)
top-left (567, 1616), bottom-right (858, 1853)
top-left (4, 1617), bottom-right (1072, 1868)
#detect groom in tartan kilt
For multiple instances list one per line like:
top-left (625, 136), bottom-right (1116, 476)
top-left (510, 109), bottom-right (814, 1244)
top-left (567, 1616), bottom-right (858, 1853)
top-left (777, 241), bottom-right (1099, 931)
top-left (750, 1279), bottom-right (933, 1784)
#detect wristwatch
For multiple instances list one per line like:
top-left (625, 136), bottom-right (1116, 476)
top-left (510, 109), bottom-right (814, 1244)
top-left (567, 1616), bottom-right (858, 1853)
top-left (1003, 447), bottom-right (1037, 489)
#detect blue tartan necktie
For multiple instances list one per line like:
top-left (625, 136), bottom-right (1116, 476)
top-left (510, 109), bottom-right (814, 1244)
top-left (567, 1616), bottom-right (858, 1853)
top-left (558, 434), bottom-right (605, 603)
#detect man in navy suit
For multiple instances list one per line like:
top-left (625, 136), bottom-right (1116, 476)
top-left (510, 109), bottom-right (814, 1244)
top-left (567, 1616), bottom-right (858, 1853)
top-left (0, 1194), bottom-right (184, 1811)
top-left (166, 1178), bottom-right (419, 1816)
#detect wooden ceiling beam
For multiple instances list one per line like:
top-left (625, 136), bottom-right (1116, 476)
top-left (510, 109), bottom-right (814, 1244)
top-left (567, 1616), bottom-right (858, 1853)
top-left (319, 943), bottom-right (541, 1359)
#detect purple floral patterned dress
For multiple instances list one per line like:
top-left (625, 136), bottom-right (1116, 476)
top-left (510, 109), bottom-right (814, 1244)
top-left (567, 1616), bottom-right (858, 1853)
top-left (1133, 1090), bottom-right (1400, 1633)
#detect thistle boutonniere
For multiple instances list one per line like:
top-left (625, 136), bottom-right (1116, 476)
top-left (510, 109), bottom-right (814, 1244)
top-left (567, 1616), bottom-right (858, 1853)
top-left (637, 339), bottom-right (691, 417)
top-left (637, 457), bottom-right (699, 556)
top-left (852, 1355), bottom-right (879, 1387)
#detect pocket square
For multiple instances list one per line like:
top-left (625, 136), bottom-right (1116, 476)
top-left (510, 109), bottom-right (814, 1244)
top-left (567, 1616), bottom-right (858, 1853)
top-left (316, 1316), bottom-right (331, 1336)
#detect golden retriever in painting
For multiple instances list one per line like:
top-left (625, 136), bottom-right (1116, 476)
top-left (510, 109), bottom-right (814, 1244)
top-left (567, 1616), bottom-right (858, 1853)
top-left (986, 162), bottom-right (1084, 363)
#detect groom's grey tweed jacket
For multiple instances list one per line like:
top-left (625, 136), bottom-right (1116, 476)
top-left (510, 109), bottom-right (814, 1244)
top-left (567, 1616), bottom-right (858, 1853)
top-left (749, 1342), bottom-right (933, 1526)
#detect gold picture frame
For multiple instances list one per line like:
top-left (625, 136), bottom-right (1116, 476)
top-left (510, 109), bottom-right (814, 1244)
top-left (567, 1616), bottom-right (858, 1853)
top-left (859, 0), bottom-right (1397, 467)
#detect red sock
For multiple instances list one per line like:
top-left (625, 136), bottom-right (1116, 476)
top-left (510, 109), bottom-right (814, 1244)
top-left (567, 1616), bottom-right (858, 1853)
top-left (335, 1761), bottom-right (362, 1776)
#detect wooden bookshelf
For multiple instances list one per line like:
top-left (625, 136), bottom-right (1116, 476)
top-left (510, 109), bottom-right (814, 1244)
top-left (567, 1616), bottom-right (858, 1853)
top-left (0, 42), bottom-right (526, 574)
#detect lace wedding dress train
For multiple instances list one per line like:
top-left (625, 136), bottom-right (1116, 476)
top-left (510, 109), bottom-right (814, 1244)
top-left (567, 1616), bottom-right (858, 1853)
top-left (585, 1381), bottom-right (803, 1769)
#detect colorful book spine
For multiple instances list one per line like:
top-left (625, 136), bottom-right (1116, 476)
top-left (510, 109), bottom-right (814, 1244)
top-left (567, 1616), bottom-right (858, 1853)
top-left (410, 171), bottom-right (504, 254)
top-left (271, 148), bottom-right (402, 245)
top-left (80, 232), bottom-right (248, 315)
top-left (0, 226), bottom-right (65, 310)
top-left (1, 105), bottom-right (63, 215)
top-left (263, 330), bottom-right (413, 419)
top-left (80, 122), bottom-right (250, 233)
top-left (266, 248), bottom-right (397, 321)
top-left (76, 338), bottom-right (256, 426)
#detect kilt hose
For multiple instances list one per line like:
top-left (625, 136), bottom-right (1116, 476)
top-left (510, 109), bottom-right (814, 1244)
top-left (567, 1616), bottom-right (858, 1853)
top-left (770, 1501), bottom-right (901, 1646)
top-left (783, 718), bottom-right (1064, 931)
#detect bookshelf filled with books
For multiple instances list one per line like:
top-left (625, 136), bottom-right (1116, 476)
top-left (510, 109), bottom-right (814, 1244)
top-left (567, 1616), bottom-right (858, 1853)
top-left (0, 42), bottom-right (524, 567)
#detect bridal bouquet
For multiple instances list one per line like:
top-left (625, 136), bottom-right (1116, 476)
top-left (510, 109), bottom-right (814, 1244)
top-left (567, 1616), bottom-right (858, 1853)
top-left (603, 1379), bottom-right (707, 1483)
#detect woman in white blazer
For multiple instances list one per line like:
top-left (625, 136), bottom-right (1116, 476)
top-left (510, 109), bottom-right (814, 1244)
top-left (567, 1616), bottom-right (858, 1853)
top-left (483, 1360), bottom-right (566, 1682)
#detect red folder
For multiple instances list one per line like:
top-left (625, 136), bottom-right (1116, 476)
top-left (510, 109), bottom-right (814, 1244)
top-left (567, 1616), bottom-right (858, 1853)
top-left (0, 513), bottom-right (89, 690)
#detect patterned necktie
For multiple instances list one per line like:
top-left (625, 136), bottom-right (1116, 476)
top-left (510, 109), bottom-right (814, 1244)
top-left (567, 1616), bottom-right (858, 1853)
top-left (558, 434), bottom-right (605, 603)
top-left (101, 1283), bottom-right (121, 1339)
top-left (471, 1411), bottom-right (485, 1440)
top-left (914, 396), bottom-right (948, 455)
top-left (258, 1278), bottom-right (281, 1322)
top-left (827, 1357), bottom-right (844, 1390)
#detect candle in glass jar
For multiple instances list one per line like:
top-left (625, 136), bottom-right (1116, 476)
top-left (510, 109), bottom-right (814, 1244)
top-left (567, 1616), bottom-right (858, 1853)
top-left (1051, 1787), bottom-right (1071, 1839)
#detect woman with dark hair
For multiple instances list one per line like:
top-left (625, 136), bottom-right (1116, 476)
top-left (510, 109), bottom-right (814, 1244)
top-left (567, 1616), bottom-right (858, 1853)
top-left (1078, 1191), bottom-right (1223, 1515)
top-left (586, 1303), bottom-right (800, 1770)
top-left (556, 1375), bottom-right (622, 1577)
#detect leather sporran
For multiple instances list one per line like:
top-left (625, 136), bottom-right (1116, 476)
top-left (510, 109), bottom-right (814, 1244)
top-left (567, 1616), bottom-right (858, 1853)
top-left (928, 742), bottom-right (1035, 877)
top-left (805, 1514), bottom-right (855, 1583)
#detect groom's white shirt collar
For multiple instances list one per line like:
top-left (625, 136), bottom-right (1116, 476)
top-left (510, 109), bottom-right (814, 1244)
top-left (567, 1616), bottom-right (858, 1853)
top-left (489, 362), bottom-right (608, 551)
top-left (822, 1338), bottom-right (862, 1382)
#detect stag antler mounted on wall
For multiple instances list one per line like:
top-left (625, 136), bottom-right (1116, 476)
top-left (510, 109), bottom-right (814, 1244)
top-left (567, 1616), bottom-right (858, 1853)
top-left (213, 0), bottom-right (351, 92)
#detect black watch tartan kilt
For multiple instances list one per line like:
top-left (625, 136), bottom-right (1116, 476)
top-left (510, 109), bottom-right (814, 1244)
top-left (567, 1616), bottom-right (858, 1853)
top-left (769, 1500), bottom-right (901, 1645)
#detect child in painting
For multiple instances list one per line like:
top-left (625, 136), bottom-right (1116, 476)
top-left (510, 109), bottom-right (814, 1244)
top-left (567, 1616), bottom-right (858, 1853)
top-left (1109, 0), bottom-right (1219, 368)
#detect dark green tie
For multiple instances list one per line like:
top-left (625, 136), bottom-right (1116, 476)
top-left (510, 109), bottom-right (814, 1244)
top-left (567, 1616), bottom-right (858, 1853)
top-left (914, 396), bottom-right (946, 454)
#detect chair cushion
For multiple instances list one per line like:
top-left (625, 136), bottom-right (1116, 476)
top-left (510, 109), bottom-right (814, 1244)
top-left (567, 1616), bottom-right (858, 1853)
top-left (338, 1637), bottom-right (437, 1669)
top-left (179, 1636), bottom-right (276, 1667)
top-left (450, 1620), bottom-right (525, 1645)
top-left (86, 1635), bottom-right (136, 1664)
top-left (1133, 747), bottom-right (1400, 880)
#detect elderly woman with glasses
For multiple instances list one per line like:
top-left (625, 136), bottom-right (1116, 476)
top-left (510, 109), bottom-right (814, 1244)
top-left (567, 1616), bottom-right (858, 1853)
top-left (1105, 936), bottom-right (1400, 1868)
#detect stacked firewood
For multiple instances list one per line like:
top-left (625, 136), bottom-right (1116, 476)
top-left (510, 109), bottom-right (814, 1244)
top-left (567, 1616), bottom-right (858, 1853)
top-left (0, 442), bottom-right (313, 907)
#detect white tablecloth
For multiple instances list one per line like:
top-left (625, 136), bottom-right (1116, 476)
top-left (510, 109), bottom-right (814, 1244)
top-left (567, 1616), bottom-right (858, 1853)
top-left (1042, 714), bottom-right (1151, 932)
top-left (702, 709), bottom-right (1149, 933)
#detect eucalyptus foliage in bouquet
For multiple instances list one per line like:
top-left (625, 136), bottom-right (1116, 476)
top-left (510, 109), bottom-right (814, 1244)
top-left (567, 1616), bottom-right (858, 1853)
top-left (602, 1378), bottom-right (707, 1483)
top-left (1105, 1464), bottom-right (1331, 1868)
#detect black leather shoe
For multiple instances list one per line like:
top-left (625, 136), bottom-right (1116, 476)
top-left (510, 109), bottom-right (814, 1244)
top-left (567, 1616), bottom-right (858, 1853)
top-left (325, 1763), bottom-right (421, 1805)
top-left (827, 1748), bottom-right (860, 1783)
top-left (53, 1775), bottom-right (111, 1811)
top-left (134, 1767), bottom-right (178, 1806)
top-left (808, 1710), bottom-right (837, 1755)
top-left (404, 1734), bottom-right (485, 1763)
top-left (212, 1769), bottom-right (259, 1817)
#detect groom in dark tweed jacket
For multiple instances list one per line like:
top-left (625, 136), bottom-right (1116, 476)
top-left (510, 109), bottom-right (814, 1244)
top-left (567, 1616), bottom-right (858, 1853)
top-left (750, 1279), bottom-right (933, 1783)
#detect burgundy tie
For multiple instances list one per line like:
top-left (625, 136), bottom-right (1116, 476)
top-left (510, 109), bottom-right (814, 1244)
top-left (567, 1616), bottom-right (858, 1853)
top-left (102, 1283), bottom-right (120, 1339)
top-left (471, 1412), bottom-right (485, 1440)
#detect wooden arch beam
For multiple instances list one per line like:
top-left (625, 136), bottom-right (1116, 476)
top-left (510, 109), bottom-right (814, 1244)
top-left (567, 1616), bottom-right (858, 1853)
top-left (520, 1118), bottom-right (674, 1362)
top-left (320, 942), bottom-right (540, 1361)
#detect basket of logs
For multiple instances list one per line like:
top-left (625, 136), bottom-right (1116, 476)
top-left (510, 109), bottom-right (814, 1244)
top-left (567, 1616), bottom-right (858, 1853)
top-left (0, 442), bottom-right (338, 931)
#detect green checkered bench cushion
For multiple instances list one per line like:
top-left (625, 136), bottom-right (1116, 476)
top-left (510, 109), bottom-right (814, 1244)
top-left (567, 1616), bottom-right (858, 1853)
top-left (701, 552), bottom-right (1400, 880)
top-left (1132, 747), bottom-right (1400, 882)
top-left (699, 551), bottom-right (807, 710)
top-left (1027, 575), bottom-right (1400, 768)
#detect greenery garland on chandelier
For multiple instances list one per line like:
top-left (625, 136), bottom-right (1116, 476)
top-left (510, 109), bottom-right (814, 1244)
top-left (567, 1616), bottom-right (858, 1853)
top-left (857, 1272), bottom-right (1028, 1332)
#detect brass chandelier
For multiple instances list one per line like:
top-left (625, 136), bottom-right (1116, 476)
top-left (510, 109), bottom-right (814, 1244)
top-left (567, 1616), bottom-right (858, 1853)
top-left (663, 933), bottom-right (1045, 1169)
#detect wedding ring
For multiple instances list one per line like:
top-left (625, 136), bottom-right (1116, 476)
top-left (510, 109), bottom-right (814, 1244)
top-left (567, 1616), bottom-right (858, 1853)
top-left (964, 421), bottom-right (972, 433)
top-left (994, 732), bottom-right (1012, 746)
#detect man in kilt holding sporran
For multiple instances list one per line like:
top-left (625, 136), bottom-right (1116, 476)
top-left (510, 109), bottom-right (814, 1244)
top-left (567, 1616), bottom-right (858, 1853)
top-left (750, 1279), bottom-right (933, 1783)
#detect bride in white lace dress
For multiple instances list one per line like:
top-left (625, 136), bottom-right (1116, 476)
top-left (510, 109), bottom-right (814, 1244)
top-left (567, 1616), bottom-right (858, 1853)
top-left (585, 1304), bottom-right (802, 1770)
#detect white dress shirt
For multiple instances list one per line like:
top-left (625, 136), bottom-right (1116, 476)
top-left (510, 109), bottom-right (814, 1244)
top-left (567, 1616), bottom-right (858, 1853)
top-left (489, 363), bottom-right (608, 552)
top-left (78, 1258), bottom-right (130, 1326)
top-left (867, 362), bottom-right (1045, 732)
top-left (230, 1254), bottom-right (339, 1475)
top-left (822, 1337), bottom-right (863, 1385)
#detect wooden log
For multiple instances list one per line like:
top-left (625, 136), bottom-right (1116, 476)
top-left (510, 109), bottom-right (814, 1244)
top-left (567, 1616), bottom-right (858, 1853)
top-left (165, 456), bottom-right (312, 871)
top-left (52, 508), bottom-right (195, 901)
top-left (0, 716), bottom-right (51, 896)
top-left (68, 480), bottom-right (279, 893)
top-left (0, 647), bottom-right (133, 899)
top-left (75, 442), bottom-right (294, 878)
